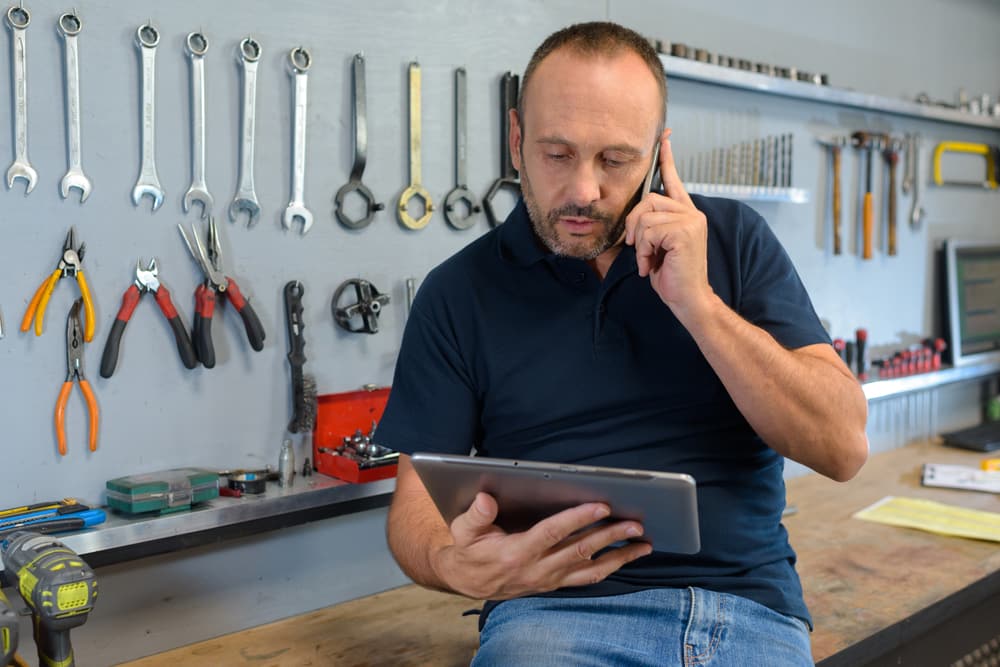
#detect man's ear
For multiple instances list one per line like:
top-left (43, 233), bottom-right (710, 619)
top-left (508, 108), bottom-right (522, 172)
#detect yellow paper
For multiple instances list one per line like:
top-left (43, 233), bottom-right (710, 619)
top-left (853, 496), bottom-right (1000, 543)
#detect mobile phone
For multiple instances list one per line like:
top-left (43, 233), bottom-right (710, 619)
top-left (642, 142), bottom-right (663, 197)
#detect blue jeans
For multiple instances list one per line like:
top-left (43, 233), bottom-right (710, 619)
top-left (472, 587), bottom-right (812, 666)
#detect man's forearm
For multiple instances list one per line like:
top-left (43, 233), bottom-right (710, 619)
top-left (678, 294), bottom-right (868, 481)
top-left (386, 470), bottom-right (457, 593)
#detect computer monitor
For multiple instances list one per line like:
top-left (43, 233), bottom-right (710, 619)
top-left (944, 239), bottom-right (1000, 366)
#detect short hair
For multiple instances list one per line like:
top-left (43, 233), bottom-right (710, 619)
top-left (518, 22), bottom-right (667, 130)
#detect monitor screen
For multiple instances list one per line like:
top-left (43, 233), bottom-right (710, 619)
top-left (944, 239), bottom-right (1000, 366)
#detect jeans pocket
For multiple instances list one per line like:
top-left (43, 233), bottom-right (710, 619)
top-left (683, 587), bottom-right (728, 665)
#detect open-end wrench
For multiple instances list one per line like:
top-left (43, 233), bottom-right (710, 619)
top-left (282, 47), bottom-right (313, 234)
top-left (6, 5), bottom-right (36, 194)
top-left (183, 31), bottom-right (212, 218)
top-left (444, 67), bottom-right (481, 230)
top-left (483, 72), bottom-right (521, 227)
top-left (132, 23), bottom-right (164, 211)
top-left (229, 36), bottom-right (261, 226)
top-left (904, 133), bottom-right (926, 229)
top-left (397, 61), bottom-right (434, 230)
top-left (335, 54), bottom-right (383, 229)
top-left (57, 12), bottom-right (90, 202)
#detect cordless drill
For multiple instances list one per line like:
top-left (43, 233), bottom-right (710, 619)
top-left (0, 587), bottom-right (17, 667)
top-left (1, 531), bottom-right (98, 667)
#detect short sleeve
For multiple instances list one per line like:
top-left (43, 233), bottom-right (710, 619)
top-left (374, 284), bottom-right (481, 456)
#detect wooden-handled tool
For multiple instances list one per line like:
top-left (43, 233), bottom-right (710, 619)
top-left (851, 131), bottom-right (874, 260)
top-left (882, 136), bottom-right (899, 256)
top-left (817, 137), bottom-right (846, 255)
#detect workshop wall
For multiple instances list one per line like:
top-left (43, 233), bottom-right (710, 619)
top-left (0, 0), bottom-right (994, 663)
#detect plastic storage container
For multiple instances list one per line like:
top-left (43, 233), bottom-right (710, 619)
top-left (106, 468), bottom-right (220, 515)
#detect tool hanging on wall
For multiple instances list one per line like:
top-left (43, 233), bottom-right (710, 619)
top-left (132, 23), bottom-right (164, 211)
top-left (6, 4), bottom-right (36, 194)
top-left (183, 31), bottom-right (213, 219)
top-left (851, 131), bottom-right (875, 260)
top-left (397, 61), bottom-right (434, 229)
top-left (932, 141), bottom-right (999, 189)
top-left (444, 67), bottom-right (481, 230)
top-left (99, 258), bottom-right (198, 378)
top-left (483, 71), bottom-right (521, 227)
top-left (332, 279), bottom-right (389, 334)
top-left (881, 135), bottom-right (900, 256)
top-left (816, 136), bottom-right (845, 254)
top-left (56, 299), bottom-right (98, 455)
top-left (178, 218), bottom-right (265, 367)
top-left (284, 280), bottom-right (316, 434)
top-left (283, 47), bottom-right (314, 234)
top-left (902, 133), bottom-right (926, 228)
top-left (22, 228), bottom-right (95, 342)
top-left (230, 36), bottom-right (262, 225)
top-left (335, 53), bottom-right (383, 229)
top-left (57, 11), bottom-right (91, 203)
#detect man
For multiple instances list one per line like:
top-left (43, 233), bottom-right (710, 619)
top-left (377, 21), bottom-right (868, 666)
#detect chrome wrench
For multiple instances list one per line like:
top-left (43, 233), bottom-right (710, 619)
top-left (444, 67), bottom-right (481, 230)
top-left (282, 47), bottom-right (313, 234)
top-left (6, 5), bottom-right (36, 194)
top-left (132, 23), bottom-right (164, 211)
top-left (183, 31), bottom-right (213, 218)
top-left (57, 11), bottom-right (90, 202)
top-left (229, 37), bottom-right (261, 226)
top-left (397, 61), bottom-right (434, 230)
top-left (904, 133), bottom-right (926, 229)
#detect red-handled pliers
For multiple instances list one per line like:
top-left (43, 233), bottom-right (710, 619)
top-left (177, 217), bottom-right (265, 368)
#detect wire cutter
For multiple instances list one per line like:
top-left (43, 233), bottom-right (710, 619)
top-left (22, 227), bottom-right (96, 342)
top-left (178, 217), bottom-right (265, 368)
top-left (56, 299), bottom-right (98, 456)
top-left (100, 258), bottom-right (198, 378)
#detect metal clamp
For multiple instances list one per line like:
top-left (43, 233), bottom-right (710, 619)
top-left (483, 72), bottom-right (521, 227)
top-left (397, 62), bottom-right (434, 230)
top-left (332, 279), bottom-right (390, 334)
top-left (444, 67), bottom-right (481, 230)
top-left (335, 54), bottom-right (383, 229)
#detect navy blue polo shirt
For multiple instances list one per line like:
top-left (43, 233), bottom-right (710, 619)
top-left (377, 195), bottom-right (829, 628)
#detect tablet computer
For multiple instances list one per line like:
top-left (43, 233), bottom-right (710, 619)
top-left (410, 453), bottom-right (700, 554)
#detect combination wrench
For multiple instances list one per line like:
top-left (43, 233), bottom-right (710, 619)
top-left (444, 67), bottom-right (481, 230)
top-left (397, 62), bottom-right (434, 230)
top-left (183, 31), bottom-right (213, 218)
top-left (902, 133), bottom-right (926, 229)
top-left (132, 23), bottom-right (164, 211)
top-left (229, 37), bottom-right (261, 226)
top-left (6, 4), bottom-right (36, 194)
top-left (483, 72), bottom-right (521, 227)
top-left (335, 53), bottom-right (383, 229)
top-left (282, 47), bottom-right (313, 234)
top-left (57, 11), bottom-right (90, 202)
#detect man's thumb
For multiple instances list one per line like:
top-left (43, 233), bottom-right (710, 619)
top-left (452, 492), bottom-right (498, 539)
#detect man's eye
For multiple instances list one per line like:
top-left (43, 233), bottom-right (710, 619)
top-left (547, 153), bottom-right (569, 161)
top-left (604, 158), bottom-right (626, 168)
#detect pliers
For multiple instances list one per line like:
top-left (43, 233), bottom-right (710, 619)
top-left (56, 299), bottom-right (98, 456)
top-left (22, 227), bottom-right (96, 342)
top-left (178, 217), bottom-right (265, 368)
top-left (100, 258), bottom-right (198, 378)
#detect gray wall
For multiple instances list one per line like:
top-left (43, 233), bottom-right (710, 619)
top-left (0, 1), bottom-right (995, 664)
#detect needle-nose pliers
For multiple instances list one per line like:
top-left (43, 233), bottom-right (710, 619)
top-left (56, 299), bottom-right (98, 456)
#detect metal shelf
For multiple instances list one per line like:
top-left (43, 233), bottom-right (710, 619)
top-left (687, 183), bottom-right (809, 203)
top-left (863, 360), bottom-right (1000, 401)
top-left (661, 54), bottom-right (1000, 131)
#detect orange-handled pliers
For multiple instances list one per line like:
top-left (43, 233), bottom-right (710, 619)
top-left (55, 299), bottom-right (99, 456)
top-left (22, 227), bottom-right (96, 342)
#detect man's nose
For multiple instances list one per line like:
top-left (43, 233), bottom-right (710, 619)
top-left (566, 161), bottom-right (602, 207)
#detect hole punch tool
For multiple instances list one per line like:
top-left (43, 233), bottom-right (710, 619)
top-left (178, 217), bottom-right (266, 368)
top-left (22, 227), bottom-right (95, 342)
top-left (483, 72), bottom-right (521, 227)
top-left (335, 54), bottom-right (383, 229)
top-left (100, 258), bottom-right (197, 378)
top-left (56, 299), bottom-right (98, 456)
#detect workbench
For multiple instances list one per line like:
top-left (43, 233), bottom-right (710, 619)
top-left (121, 439), bottom-right (1000, 666)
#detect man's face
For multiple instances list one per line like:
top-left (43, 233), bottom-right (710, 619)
top-left (511, 48), bottom-right (662, 261)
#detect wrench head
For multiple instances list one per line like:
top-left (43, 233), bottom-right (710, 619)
top-left (132, 183), bottom-right (164, 211)
top-left (282, 204), bottom-right (314, 235)
top-left (6, 161), bottom-right (37, 194)
top-left (183, 186), bottom-right (215, 219)
top-left (229, 197), bottom-right (260, 227)
top-left (60, 170), bottom-right (92, 203)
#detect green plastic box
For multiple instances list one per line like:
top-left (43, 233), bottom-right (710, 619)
top-left (106, 468), bottom-right (219, 515)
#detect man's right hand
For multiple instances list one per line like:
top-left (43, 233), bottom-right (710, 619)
top-left (430, 492), bottom-right (654, 601)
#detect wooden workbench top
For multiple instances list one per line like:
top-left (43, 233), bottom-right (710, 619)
top-left (121, 440), bottom-right (1000, 666)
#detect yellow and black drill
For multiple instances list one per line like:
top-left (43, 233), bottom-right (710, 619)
top-left (1, 531), bottom-right (97, 667)
top-left (0, 587), bottom-right (18, 666)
